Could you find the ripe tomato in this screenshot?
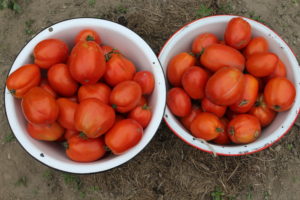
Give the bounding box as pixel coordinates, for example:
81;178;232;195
128;104;152;128
265;59;287;80
249;94;276;127
190;112;224;141
137;96;147;107
22;87;59;124
40;78;57;98
75;29;101;44
230;74;259;113
66;134;106;162
167;52;196;86
228;114;261;144
69;41;106;84
34;39;69;69
264;77;296;112
110;81;142;113
101;45;120;61
57;98;78;131
224;17;251;50
180;106;202;130
64;130;79;140
133;71;155;95
78;83;111;104
105;119;143;155
246;52;278;77
244;37;268;58
27;122;65;141
47;63;78;97
167;87;191;117
181;66;209;99
6;64;41;98
201;97;227;118
213;118;231;145
75;98;115;138
192;33;219;54
205;67;245;106
200;44;245;72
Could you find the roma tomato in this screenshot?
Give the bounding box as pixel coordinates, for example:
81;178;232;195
246;52;278;77
213;118;231;145
128;104;152;128
101;45;120;61
34;39;69;69
78;83;111;104
137;96;147;107
201;97;227;118
40;78;57;98
244;37;269;58
105;119;143;155
265;59;287;80
66;134;106;162
190;112;224;141
167;87;191;117
224;17;251;49
192;33;219;54
200;44;245;72
75;98;115;138
264;77;296;112
69;41;106;84
64;130;79;140
228;114;261;144
205;67;245;106
133;71;155;95
230;74;259;113
180;106;202;130
57;98;78;131
6;64;41;98
75;29;101;44
27;122;64;141
167;52;196;86
22;87;59;124
181;66;209;99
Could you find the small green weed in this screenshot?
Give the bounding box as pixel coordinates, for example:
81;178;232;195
15;176;27;187
211;187;224;200
42;170;53;180
195;4;213;18
0;0;21;13
88;0;95;7
3;133;15;143
114;5;127;14
25;19;35;35
63;173;82;190
287;144;293;151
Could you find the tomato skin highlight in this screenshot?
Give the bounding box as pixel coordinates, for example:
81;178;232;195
192;33;219;54
27;122;65;141
167;87;192;117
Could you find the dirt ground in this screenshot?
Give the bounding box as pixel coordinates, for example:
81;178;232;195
0;0;300;199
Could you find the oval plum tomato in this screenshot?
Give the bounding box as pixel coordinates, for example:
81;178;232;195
75;98;115;138
34;39;69;69
133;71;155;95
192;33;219;55
205;67;245;106
101;45;120;61
224;17;251;50
181;66;209;99
40;78;57;98
167;87;192;117
105;119;143;155
200;44;245;72
69;41;106;84
75;29;101;44
64;130;79;140
249;94;276;127
265;59;287;81
246;52;278;77
213;118;231;145
57;98;78;131
264;77;296;112
47;63;78;97
110;81;142;113
190;112;224;141
6;64;41;98
78;83;111;104
230;74;259;113
128;104;152;128
27;122;64;141
167;52;196;86
244;37;269;58
201;97;227;118
21;87;59;124
228;114;261;144
137;96;147;107
66;134;106;162
180;106;202;130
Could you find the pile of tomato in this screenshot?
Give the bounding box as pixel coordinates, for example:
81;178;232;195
6;29;155;162
167;17;296;145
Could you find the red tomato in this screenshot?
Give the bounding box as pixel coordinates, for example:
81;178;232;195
205;67;245;106
133;71;155;95
200;44;245;72
180;106;202;130
181;66;209;99
6;64;41;98
228;114;261;144
69;41;106;84
244;37;269;58
40;78;57;98
21;87;59;124
137;96;147;107
78;83;111;104
57;98;78;131
75;98;115;138
66;134;106;162
190;112;224;141
230;74;259;113
64;130;79;140
27;122;64;141
192;33;219;54
75;29;101;44
213;118;231;145
128;104;152;128
167;87;192;117
224;17;251;50
34;39;69;69
167;52;196;86
246;52;278;77
264;77;296;112
265;59;287;80
105;119;143;155
201;97;227;118
101;45;120;61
